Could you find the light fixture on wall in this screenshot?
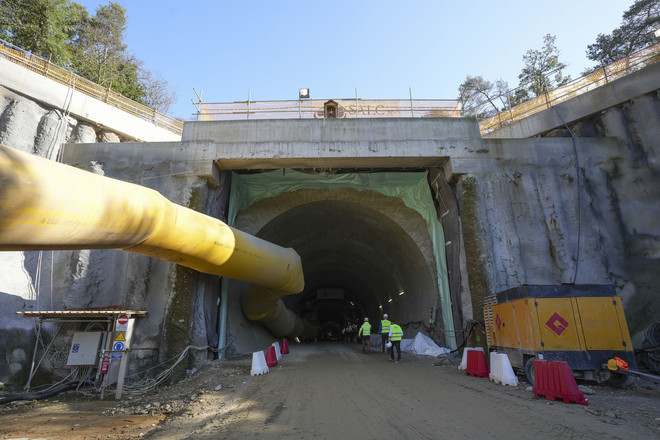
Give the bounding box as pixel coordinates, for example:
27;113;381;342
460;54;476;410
399;291;405;296
388;298;393;303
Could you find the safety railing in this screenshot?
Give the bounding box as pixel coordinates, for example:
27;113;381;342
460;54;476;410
479;42;660;135
197;98;462;120
0;39;183;136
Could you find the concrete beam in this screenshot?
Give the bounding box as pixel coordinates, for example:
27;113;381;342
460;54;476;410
62;141;215;179
63;120;619;176
181;117;482;143
178;118;481;170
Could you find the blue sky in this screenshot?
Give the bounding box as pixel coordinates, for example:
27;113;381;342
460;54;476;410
76;1;630;120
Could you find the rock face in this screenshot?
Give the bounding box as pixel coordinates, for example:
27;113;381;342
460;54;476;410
567;96;660;342
0;85;154;386
460;87;659;346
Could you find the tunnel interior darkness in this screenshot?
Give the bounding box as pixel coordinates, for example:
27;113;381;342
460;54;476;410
252;198;439;339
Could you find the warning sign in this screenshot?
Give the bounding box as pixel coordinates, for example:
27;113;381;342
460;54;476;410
115;314;129;332
114;331;126;342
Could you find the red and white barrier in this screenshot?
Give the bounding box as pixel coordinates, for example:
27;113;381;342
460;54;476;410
533;360;588;405
466;349;490;378
250;351;269;376
489;352;518;386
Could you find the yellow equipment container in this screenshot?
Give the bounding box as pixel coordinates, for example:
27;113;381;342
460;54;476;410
483;284;636;386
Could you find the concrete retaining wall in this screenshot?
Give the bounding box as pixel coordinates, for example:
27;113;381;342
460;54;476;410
0;58;181;142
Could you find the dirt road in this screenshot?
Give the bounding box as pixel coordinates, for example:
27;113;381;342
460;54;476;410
1;342;659;439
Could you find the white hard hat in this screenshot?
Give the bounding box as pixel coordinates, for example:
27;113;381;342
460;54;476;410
364;317;369;322
383;314;388;318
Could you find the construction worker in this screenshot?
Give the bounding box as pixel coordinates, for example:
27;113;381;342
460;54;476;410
388;318;403;363
379;313;391;354
358;317;371;354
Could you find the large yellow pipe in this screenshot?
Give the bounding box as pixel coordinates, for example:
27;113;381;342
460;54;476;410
0;144;304;294
242;288;317;338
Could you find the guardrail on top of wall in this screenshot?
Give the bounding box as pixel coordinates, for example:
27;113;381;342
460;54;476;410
0;39;183;136
478;42;660;135
196;98;462;120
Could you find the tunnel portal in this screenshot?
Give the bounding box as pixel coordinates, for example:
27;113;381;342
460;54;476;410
231;179;445;347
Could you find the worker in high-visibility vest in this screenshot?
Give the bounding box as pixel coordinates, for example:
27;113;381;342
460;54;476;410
358;317;372;354
388;318;403;363
379;314;391;354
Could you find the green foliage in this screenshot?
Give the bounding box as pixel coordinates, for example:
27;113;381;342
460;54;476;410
70;2;146;101
458;34;569;117
0;0;177;113
0;0;84;65
456;1;658;119
518;34;571;98
586;0;660;66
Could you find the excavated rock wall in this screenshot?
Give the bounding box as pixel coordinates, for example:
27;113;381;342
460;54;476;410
457;88;660;346
0;85;212;386
561;92;660;342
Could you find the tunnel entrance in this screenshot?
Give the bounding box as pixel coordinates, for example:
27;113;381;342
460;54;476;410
255;199;438;338
227;170;456;350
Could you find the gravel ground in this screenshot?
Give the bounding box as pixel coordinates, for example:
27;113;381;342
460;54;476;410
1;342;659;439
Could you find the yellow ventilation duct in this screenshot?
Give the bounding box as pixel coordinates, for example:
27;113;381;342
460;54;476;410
0;144;309;335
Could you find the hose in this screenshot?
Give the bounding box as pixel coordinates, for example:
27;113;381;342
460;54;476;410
551;107;582;284
450;321;484;354
0;381;78;405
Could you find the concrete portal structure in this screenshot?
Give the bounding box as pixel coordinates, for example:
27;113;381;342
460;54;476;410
1;60;659;387
63;118;474;354
61;104;659;363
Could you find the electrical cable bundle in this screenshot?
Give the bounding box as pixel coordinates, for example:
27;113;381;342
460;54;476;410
0;381;79;404
640;320;660;374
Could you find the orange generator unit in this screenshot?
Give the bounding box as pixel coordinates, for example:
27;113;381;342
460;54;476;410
483;284;636;387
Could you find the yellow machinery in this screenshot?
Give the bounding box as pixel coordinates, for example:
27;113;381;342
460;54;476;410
0;144;313;337
483;284;636;387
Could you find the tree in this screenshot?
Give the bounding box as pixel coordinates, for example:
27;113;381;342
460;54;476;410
140;70;177;114
518;34;571;98
0;0;85;65
1;1;177;113
69;2;146;101
586;0;660;66
69;2;181;110
458;76;511;118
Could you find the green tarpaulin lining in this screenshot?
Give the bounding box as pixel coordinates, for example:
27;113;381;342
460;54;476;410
228;169;456;350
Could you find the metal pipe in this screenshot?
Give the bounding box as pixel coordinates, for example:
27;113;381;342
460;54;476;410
0;144;304;294
218;279;229;359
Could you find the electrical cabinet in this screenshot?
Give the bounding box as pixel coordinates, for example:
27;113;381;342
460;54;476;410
66;331;103;366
